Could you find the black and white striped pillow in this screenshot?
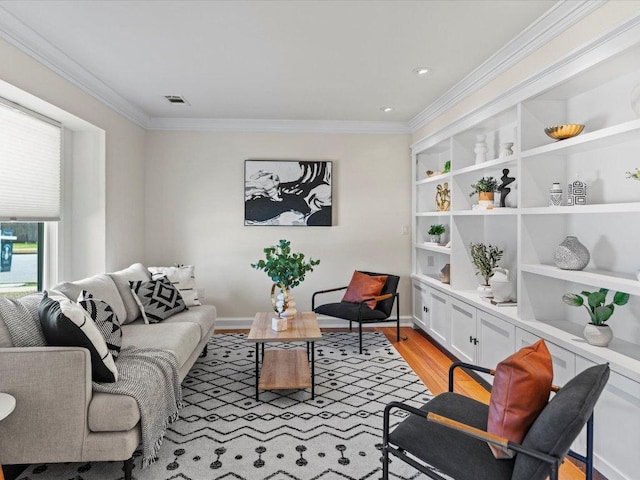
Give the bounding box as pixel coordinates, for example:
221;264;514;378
129;276;187;324
78;290;122;358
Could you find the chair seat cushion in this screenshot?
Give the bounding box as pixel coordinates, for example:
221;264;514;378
389;392;513;480
314;302;389;322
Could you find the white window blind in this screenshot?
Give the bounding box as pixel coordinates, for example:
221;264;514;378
0;99;61;221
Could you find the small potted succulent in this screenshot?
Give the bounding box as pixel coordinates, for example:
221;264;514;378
469;242;503;297
562;288;629;347
427;224;446;244
469;176;498;204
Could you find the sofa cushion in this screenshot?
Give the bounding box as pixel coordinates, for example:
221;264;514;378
107;263;151;325
54;274;127;326
129;276;187;324
0;316;11;347
88;392;140;432
78;290;123;358
120;323;200;368
160;304;217;340
39;290;118;383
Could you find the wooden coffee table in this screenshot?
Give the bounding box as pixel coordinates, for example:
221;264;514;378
248;311;322;400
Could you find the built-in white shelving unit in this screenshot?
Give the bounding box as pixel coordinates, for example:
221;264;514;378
410;21;640;480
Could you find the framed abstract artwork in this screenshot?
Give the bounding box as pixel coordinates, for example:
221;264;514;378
244;160;332;226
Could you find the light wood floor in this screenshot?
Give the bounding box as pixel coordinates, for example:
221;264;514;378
376;326;591;480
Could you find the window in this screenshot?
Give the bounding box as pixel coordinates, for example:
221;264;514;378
0;222;43;298
0;98;61;297
0;98;61;221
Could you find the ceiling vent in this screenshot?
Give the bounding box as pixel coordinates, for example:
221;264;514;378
164;95;190;105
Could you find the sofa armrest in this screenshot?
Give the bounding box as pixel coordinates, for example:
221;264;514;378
0;347;93;464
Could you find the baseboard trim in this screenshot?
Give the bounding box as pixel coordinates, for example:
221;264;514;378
215;315;413;330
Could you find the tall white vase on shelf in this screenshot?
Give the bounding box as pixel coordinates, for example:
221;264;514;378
474;134;488;164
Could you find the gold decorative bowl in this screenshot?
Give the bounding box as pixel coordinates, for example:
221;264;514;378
544;124;585;140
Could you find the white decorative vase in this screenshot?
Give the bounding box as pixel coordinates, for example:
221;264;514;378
474;134;488;164
499;142;514;158
429;234;442;244
554;236;590;270
477;284;492;298
583;323;613;347
489;268;511;302
549;182;563;206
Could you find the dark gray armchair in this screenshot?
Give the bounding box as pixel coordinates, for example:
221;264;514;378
312;271;400;354
382;361;609;480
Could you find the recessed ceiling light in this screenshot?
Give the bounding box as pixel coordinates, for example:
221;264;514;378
413;67;431;76
380;107;393;113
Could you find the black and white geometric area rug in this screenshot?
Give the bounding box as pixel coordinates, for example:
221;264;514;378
18;332;436;480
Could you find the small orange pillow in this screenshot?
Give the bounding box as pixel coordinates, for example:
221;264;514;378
487;339;553;459
342;271;387;309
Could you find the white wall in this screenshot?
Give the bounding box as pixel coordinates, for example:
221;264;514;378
0;37;146;276
144;131;411;321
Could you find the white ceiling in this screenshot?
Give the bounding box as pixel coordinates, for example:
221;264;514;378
0;0;576;127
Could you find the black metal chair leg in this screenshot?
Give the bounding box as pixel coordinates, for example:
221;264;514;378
349;320;352;332
359;322;363;354
200;344;208;357
123;457;133;480
396;292;400;342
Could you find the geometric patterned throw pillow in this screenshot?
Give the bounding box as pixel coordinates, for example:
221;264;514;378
129;276;187;324
78;290;122;358
148;265;202;307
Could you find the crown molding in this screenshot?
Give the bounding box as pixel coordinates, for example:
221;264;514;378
408;0;606;133
410;12;640;153
0;1;606;136
147;117;411;134
0;5;150;128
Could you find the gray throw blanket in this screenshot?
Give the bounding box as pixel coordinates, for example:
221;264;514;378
0;293;46;346
93;347;183;467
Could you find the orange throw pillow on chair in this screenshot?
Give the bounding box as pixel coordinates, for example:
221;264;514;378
487;339;553;459
342;271;387;309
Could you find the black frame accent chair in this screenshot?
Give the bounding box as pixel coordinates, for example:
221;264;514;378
312;271;400;354
382;361;610;480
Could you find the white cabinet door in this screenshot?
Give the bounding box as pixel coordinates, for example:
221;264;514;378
477;310;515;383
428;288;450;348
449;298;476;364
577;356;640;480
411;281;431;331
515;328;584;454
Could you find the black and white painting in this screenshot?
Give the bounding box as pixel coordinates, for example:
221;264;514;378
244;160;332;226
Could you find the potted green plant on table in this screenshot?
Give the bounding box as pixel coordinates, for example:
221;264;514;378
562;288;629;347
469;176;498;205
251;239;320;318
469;242;503;297
427;224;445;244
